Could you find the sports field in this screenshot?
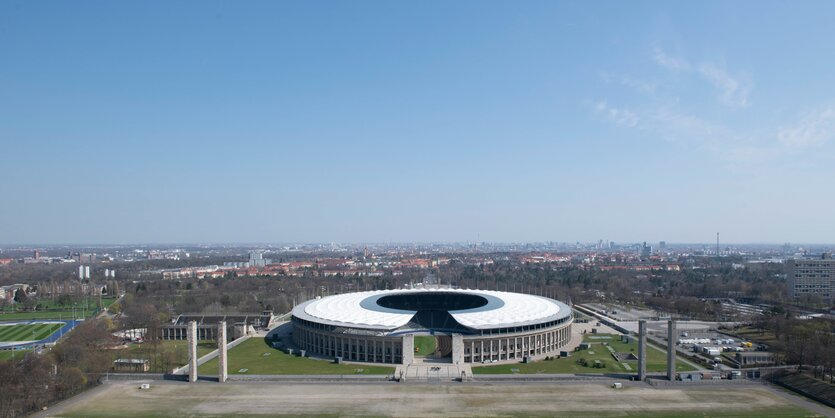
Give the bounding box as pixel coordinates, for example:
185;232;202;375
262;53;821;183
197;338;395;375
474;333;695;374
0;322;63;342
51;381;827;417
0;297;118;321
414;335;437;356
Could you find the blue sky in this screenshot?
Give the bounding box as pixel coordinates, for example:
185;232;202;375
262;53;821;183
1;1;834;244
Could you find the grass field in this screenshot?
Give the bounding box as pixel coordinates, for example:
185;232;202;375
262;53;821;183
0;310;94;321
473;333;696;374
0;297;117;321
0;322;63;342
54;381;825;417
114;340;217;373
197;338;395;375
0;349;31;361
121;339;217;357
726;326;779;346
414;335;437;356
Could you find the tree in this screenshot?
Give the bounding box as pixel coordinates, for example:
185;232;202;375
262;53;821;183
56;294;75;307
108;301;122;315
13;288;28;305
56;367;87;397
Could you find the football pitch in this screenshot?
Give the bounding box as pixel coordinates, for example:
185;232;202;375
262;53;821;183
0;322;63;342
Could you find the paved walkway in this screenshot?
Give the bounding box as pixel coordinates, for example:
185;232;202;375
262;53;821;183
395;361;472;381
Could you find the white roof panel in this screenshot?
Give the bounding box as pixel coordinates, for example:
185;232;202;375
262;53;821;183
295;288;569;331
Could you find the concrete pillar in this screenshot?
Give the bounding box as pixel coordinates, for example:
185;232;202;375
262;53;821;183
452;334;464;364
667;320;677;381
637;320;647;381
401;334;414;365
218;321;227;383
187;321;198;383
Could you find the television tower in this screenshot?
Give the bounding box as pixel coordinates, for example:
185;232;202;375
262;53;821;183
716;232;720;256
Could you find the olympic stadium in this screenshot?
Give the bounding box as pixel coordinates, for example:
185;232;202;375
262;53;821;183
291;288;573;365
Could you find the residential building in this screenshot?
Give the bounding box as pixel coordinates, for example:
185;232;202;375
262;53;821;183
786;253;835;303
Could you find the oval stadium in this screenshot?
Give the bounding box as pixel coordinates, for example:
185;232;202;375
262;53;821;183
291;288;573;365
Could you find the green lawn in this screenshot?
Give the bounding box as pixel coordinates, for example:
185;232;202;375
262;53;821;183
473;333;696;374
0;322;63;342
115;340;217;373
0;296;117;311
0;349;31;362
198;338;395;375
414;335;437;356
122;340;216;358
0;310;94;321
725;326;779;346
0;296;117;321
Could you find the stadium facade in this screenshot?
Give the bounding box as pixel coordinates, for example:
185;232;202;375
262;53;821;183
291;288;573;365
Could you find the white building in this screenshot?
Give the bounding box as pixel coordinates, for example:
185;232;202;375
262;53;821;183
786;253;835;303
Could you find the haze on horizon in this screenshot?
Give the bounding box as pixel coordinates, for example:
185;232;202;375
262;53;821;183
1;1;834;245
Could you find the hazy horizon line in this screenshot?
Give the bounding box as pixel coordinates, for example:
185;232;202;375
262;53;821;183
1;241;832;248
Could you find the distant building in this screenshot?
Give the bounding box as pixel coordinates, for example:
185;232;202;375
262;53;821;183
786;253;835;303
640;242;653;258
735;351;775;367
0;284;30;304
159;311;273;340
76;253;96;263
113;358;150;372
248;251;270;267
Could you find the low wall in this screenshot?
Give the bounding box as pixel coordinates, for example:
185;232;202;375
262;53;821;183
228;374;395;382
647;378;761;387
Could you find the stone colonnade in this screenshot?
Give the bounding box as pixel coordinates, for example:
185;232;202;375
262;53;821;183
461;324;572;363
292;320;573;365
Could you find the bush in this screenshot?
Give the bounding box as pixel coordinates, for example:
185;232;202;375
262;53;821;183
577;357;588;367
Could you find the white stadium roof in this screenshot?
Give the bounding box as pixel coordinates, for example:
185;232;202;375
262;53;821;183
292;288;571;331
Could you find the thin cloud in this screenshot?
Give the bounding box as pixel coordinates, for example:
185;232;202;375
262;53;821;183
599;71;657;95
698;63;750;108
652;47;750;109
777;107;835;149
594;47;832;167
594;100;639;127
652;47;690;71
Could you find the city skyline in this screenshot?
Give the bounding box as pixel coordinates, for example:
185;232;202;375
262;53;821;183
2;1;835;244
